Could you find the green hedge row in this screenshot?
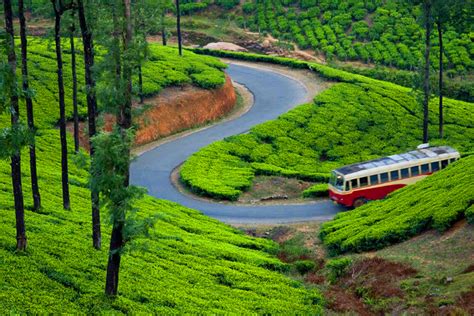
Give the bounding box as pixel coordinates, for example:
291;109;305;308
320;155;474;255
181;52;474;200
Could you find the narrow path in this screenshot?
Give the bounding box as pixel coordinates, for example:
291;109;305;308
130;63;344;224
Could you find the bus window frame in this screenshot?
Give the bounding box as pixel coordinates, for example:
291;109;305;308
411;165;420;177
390;170;400;181
370;174;379;186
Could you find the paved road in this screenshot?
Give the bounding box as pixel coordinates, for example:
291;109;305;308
130;63;344;224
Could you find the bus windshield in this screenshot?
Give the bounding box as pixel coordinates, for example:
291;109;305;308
330;172;345;191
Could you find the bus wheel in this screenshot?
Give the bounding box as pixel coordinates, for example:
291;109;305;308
353;198;368;208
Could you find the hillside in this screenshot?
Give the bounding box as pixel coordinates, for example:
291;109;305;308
180;52;474;201
320;154;474;255
179;0;473;75
0;42;323;313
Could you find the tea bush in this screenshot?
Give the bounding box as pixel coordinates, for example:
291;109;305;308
181;52;474;200
320;155;474;255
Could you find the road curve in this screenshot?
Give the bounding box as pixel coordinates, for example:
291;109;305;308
130;63;344;224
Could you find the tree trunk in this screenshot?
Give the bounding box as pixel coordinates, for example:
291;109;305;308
105;221;124;296
4;0;27;251
422;0;432;144
176;0;182;56
437;21;444;139
161;9;167;46
19;0;41;211
70;11;80;153
105;0;133;297
138;65;144;104
77;0;101;250
52;2;71;210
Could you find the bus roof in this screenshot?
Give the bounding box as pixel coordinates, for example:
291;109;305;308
335;146;460;177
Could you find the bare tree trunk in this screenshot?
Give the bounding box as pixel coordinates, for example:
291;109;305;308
4;0;27;251
77;0;101;249
105;0;133;297
138;65;144;104
176;0;182;56
52;1;71;210
437;21;444;139
19;0;41;211
70;11;80;153
422;0;432;144
161;9;167;46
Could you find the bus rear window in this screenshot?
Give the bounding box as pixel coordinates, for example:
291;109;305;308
411;166;420;176
401;168;409;178
431;161;440;172
390;170;399;181
380;172;389;183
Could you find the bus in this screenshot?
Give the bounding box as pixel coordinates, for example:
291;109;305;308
328;145;460;208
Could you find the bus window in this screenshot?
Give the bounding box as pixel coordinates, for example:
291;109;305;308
345;182;350;191
401;168;409;178
450;158;457;163
370;174;379;185
411;166;420;176
380;172;389;183
441;160;449;169
360;177;368;187
351;179;358;189
421;164;429;174
431;161;440;172
390;170;399;181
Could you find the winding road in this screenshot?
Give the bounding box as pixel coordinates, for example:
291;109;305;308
130;63;344;224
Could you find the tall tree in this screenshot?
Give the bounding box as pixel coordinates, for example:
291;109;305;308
421;0;433;143
19;0;42;211
3;0;27;251
176;0;182;56
104;0;134;296
51;0;71;210
69;9;80;153
77;0;101;249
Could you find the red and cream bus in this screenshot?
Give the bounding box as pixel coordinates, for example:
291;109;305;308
329;145;460;208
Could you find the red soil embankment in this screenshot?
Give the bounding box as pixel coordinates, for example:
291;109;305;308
68;74;236;149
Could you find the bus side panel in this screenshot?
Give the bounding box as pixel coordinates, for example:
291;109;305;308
353;184;406;204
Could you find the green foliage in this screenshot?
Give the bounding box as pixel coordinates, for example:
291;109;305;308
320;156;474;255
294;260;316;275
182;50;474;201
326;258;352;283
0;123;33;159
302;183;328;198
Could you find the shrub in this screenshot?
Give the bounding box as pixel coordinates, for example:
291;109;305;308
303;183;329;198
294;260;316;275
326;258;352;283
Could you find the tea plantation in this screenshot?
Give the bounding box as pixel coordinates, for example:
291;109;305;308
319;155;474;255
0;38;226;129
180;52;474;201
0;40;323;313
